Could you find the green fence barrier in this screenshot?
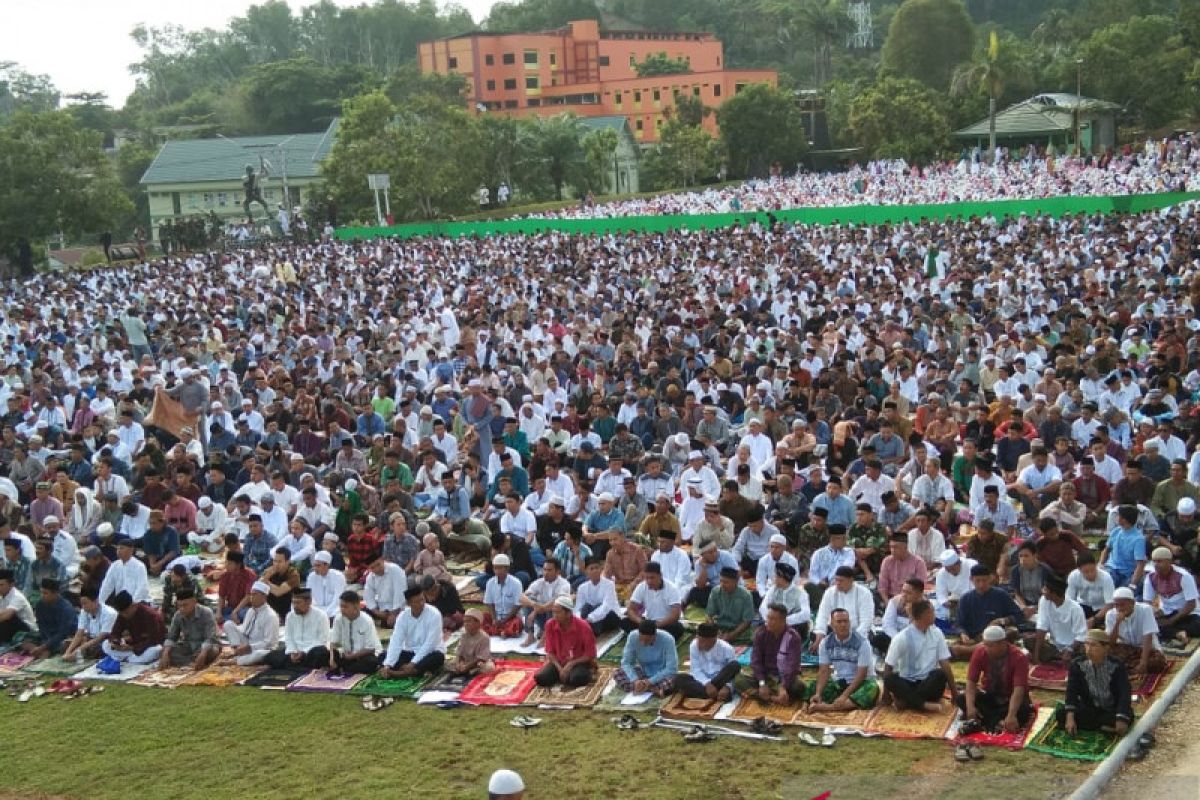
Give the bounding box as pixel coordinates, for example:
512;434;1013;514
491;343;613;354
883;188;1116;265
334;191;1200;241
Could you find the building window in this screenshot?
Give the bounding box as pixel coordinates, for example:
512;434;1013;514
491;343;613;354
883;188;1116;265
693;87;701;97
486;80;496;91
504;78;517;90
485;54;494;66
550;52;557;66
525;76;539;89
714;84;722;97
598;55;609;66
527;99;541;107
188;193;197;209
629;55;636;66
217;192;227;207
614;91;622;106
504;100;518;109
523;50;538;65
633;90;641;103
448;57;458;69
652;89;661;102
635;119;643;131
502;53;515;65
735;83;746;94
203;193;214;207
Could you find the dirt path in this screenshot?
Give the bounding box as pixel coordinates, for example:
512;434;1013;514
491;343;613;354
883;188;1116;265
1106;680;1200;799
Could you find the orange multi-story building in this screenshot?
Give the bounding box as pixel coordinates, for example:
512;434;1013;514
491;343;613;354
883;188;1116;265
417;19;777;143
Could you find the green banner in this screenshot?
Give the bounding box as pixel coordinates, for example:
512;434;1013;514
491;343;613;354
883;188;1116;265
334;191;1200;241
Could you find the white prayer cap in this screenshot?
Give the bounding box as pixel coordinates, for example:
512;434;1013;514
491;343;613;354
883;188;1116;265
96;523;114;536
548;495;565;507
488;770;525;794
492;554;511;567
313;551;332;565
322;532;340;543
938;548;960;566
251;581;270;595
344;479;358;492
1113;587;1135;601
688;450;703;460
1179;498;1196;516
1034;394;1046;402
210;401;223;410
597;492;615;504
655;491;671;502
197;497;213;509
179;368;195;379
420;406;433;415
43;515;59;526
982;626;1006;643
468;378;482;387
769;533;787;546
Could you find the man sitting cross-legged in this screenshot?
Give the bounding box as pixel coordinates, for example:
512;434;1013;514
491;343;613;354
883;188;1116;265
616;619;678;698
675;622;739;702
534;596;597;689
222;581;280;666
380;586;445;678
264;589;330;670
734;603;805;704
328;590;383;675
957;625;1033;735
882;598;959;712
1057;629;1134;735
803;607;879;712
158;588;220;671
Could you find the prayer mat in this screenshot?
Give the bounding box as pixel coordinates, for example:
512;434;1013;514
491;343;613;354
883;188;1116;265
0;652;34;675
730;694;805;725
241;667;304;690
1163;637;1200;657
865;703;958;740
1028;662;1069;691
130;667;196;689
459;586;483;604
524;667;614;708
458;660;540;706
349;672;434;698
422;672;472;695
487;636;544;656
285;670;367;694
180;664;264;687
661;693;726;721
1132;658;1181;699
75;662;152;682
683;605;708;624
595;630;625;659
792;706;875;731
954;704;1042;750
594;685;665;714
22;657;93;677
1025;707;1120;762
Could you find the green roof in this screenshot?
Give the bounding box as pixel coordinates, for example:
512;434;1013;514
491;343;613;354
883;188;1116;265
954;94;1118;139
578;115;634;135
140;120;338;186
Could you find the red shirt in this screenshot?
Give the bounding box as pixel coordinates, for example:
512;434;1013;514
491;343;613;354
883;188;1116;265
218;565;257;609
967;643;1029;697
346;531;382;570
110;604;166;655
544;614;597;663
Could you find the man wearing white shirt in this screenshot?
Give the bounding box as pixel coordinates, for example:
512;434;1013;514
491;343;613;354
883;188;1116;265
305;551;347;619
190;497;230;553
675;622;739;701
1029;574;1087;664
882;599;958;712
1067;554;1116;626
258;494;290;541
119;502;151;541
381;586;445;677
909;459;955;510
1144;547;1200;643
933;549;976;620
542;463;576;509
756;534;800;590
679;454;721;500
267;474;302;516
264;589;330;670
98;538;150;605
575;559;620;634
222;582;281;666
811;567;874;650
622;562;685;639
115;411;145;456
63;589;118;660
364;557;408;627
499;495;539;554
1105;587;1167;675
650;531;693;593
328;590;384;674
271;520;314;568
294;489;335;540
738;419;774;466
45;518;79;578
519;558;571;647
593;459;632;499
850;460;895;514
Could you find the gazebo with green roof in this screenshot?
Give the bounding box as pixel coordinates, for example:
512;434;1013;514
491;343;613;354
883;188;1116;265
954;94;1119;155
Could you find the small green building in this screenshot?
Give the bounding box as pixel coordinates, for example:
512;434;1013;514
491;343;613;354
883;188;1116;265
954;94;1119;155
139;121;338;242
579;115;641;195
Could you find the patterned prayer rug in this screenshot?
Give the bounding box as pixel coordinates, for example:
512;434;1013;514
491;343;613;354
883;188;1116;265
1163;637;1200;657
130;667;196;689
74;662;152;682
241;667;305;689
458;660;540;706
792;706;875;731
660;693;726;721
954;704;1043;749
0;652;34;675
350;673;435;698
864;703;958;740
524;667;614;708
22;656;93;676
1132;658;1181;698
1025;706;1120;762
1027;662;1069;691
594;685;666;714
285;670;367;693
730;694;806;725
180;664;265;687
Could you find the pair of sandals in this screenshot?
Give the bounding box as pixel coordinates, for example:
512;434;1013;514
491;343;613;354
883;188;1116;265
614;713;642;730
1129;732;1156;761
360;695;396;712
13;684;46;703
63;685;103;701
748;716;783;736
510;715;542;729
798;731;837;747
954;743;985;762
682;725;716;743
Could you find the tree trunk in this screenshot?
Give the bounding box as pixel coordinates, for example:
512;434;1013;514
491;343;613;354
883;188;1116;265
988;94;997;163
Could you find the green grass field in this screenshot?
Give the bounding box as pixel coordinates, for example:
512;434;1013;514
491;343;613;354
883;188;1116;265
0;683;1091;800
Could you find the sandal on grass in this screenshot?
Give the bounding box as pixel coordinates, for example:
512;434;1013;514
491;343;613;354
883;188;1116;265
954;744;972;762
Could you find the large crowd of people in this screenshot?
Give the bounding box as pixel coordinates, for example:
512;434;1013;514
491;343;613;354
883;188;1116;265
526;139;1200;219
2;174;1200;757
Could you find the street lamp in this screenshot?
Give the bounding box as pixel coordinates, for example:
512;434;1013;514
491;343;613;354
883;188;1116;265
1074;58;1084;157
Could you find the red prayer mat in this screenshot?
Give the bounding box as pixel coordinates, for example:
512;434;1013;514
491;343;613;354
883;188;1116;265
1133;658;1181;699
954;704;1042;749
458;659;540;706
1027;663;1068;691
0;652;35;675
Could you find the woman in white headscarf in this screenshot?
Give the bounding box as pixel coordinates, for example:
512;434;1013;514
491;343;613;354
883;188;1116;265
68;487;104;542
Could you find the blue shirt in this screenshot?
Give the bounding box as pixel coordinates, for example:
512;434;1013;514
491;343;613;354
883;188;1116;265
584;508;627;534
1104;525;1146;577
956;587;1022;638
694;550;739;586
812;493;855;528
141;525;180;560
34;596;77;651
621;629;678;684
243;531;277;574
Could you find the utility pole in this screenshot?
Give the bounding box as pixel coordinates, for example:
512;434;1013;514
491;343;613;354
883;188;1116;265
1075;59;1083;157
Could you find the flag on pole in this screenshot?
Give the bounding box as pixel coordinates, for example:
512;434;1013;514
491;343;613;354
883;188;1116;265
925;246;939;279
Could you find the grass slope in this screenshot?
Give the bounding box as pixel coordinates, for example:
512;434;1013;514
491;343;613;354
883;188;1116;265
0;684;1090;800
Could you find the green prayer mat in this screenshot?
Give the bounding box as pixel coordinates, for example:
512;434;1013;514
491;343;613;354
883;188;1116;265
683;606;708;624
594;684;665;714
349;673;433;699
1025;705;1121;762
23;657;95;676
600;630;694;666
799;677;880;709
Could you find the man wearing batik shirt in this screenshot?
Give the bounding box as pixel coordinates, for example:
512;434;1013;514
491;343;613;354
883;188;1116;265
734;604;805;702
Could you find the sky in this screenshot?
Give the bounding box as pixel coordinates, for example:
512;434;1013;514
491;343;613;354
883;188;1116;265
2;0;499;107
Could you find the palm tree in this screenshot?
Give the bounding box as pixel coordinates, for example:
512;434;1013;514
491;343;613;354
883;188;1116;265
795;0;853;87
951;30;1008;160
